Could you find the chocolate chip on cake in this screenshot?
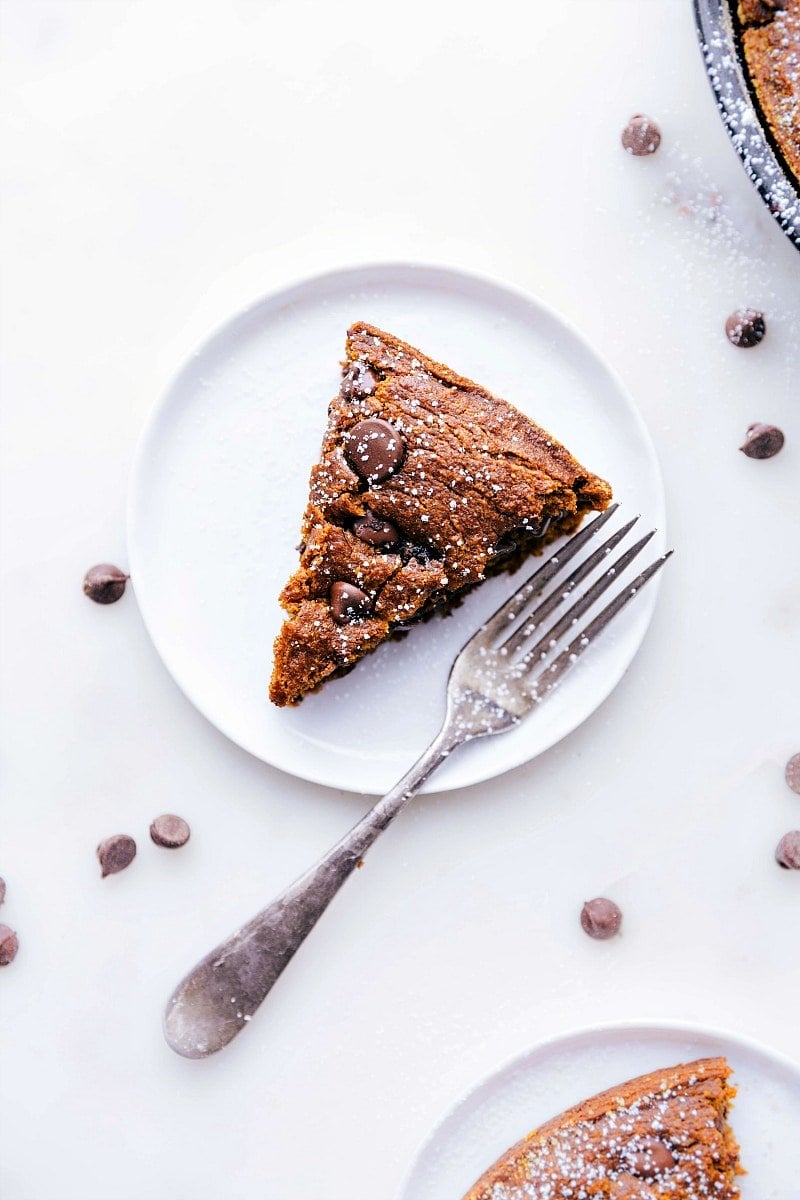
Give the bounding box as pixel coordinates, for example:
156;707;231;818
97;834;137;878
150;814;191;849
340;359;378;401
621;114;661;155
625;1137;676;1176
580;897;623;939
83;564;129;604
352;510;400;549
785;753;800;795
330;581;372;624
0;925;18;966
399;542;435;566
269;322;613;708
725;307;766;347
343;418;405;483
740;423;784;459
740;0;787;24
775;831;800;869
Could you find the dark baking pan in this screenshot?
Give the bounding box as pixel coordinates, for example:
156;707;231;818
694;0;800;250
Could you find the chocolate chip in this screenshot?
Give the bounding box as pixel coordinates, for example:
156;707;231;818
741;0;787;23
497;517;555;554
352;510;400;549
725;307;766;347
626;1138;676;1176
343;418;405;483
580;897;622;939
330;581;372;624
495;531;525;557
532;516;554;538
785;753;800;795
83;563;129;604
340;360;378;402
399;543;435;566
150;814;191;848
0;878;5;907
97;834;137;878
621;114;661;156
775;831;800;869
493;536;517;558
0;925;18;966
740;423;784;459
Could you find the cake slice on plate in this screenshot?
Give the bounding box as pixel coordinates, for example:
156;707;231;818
269;322;612;707
462;1057;742;1200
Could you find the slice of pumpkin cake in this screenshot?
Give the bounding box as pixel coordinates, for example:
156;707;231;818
463;1057;742;1200
270;322;612;707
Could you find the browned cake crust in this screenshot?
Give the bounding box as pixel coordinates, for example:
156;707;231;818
739;0;800;182
270;323;612;707
463;1057;742;1200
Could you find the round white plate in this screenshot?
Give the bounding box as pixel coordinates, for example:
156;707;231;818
397;1020;800;1200
128;262;665;794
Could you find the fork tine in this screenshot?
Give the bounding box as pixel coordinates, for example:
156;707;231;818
498;515;640;657
475;503;620;643
523;551;673;703
512;529;657;671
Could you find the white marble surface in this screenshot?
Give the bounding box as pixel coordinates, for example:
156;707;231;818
1;2;798;1198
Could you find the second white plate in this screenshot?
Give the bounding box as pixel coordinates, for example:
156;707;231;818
397;1020;800;1200
128;262;665;793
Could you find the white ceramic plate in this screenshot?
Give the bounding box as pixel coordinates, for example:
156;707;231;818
128;263;665;794
397;1020;800;1200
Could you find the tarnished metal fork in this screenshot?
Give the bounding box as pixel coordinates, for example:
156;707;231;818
164;504;671;1058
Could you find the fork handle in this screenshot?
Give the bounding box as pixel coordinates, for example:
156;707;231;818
163;724;462;1058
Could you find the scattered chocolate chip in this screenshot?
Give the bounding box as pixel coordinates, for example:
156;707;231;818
621;114;661;156
775;831;800;869
580;897;622;939
150;814;191;849
0;878;5;907
740;423;784;459
343;418;405;483
352;510;400;549
340;360;378;402
83;564;129;604
0;924;18;966
725;307;766;347
785;753;800;795
626;1137;676;1176
330;581;372;624
97;834;137;878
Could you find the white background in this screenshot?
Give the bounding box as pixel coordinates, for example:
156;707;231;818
1;2;799;1198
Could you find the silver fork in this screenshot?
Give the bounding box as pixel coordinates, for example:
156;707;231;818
164;505;671;1058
